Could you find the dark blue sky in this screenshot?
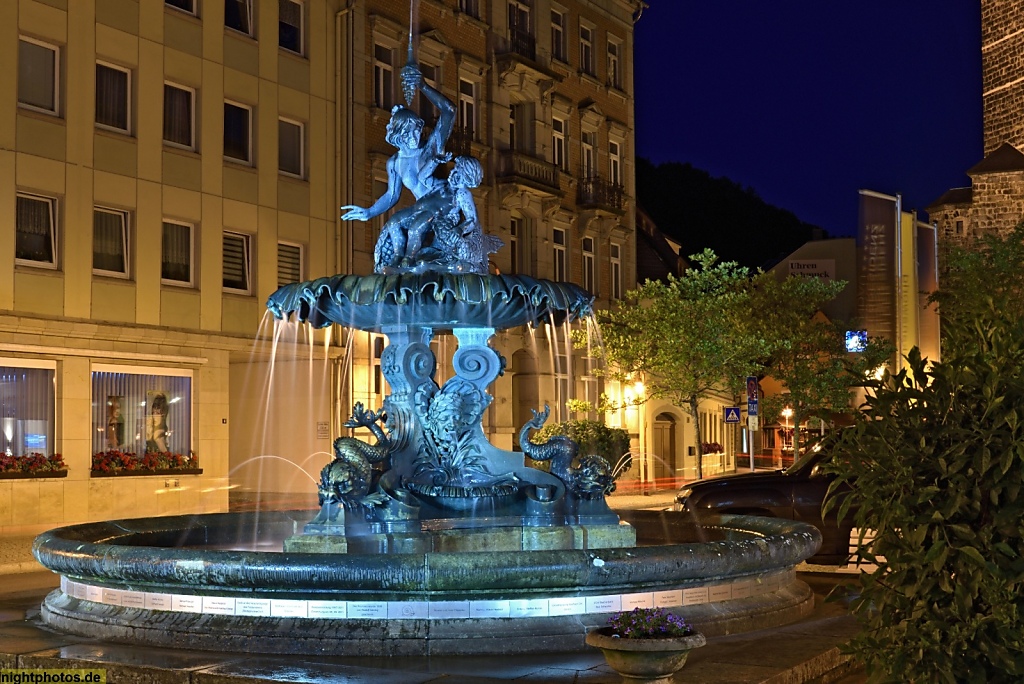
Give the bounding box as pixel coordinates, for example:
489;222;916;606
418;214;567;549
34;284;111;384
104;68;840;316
633;3;983;237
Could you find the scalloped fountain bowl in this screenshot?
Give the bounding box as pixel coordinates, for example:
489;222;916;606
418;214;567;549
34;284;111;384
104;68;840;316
265;272;594;332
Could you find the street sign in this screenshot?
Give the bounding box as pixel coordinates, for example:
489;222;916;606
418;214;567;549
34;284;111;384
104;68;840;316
748;415;759;431
746;376;758;402
724;407;741;424
747;400;758;417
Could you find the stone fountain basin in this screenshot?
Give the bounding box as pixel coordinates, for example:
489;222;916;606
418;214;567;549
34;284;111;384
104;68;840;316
265;272;594;331
34;511;821;656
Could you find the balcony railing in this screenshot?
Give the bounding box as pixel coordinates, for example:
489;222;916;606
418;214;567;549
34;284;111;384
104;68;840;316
577;176;624;212
497;151;560;192
507;27;536;62
448;126;475;158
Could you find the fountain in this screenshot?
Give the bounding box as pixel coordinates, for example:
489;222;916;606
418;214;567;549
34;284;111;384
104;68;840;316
31;13;822;656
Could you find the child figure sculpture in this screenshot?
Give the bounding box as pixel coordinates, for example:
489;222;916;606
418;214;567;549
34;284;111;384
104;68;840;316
340;62;454;272
342;62;500;275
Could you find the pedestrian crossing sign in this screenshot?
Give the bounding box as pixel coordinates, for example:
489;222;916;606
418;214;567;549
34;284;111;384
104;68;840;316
724;406;741;424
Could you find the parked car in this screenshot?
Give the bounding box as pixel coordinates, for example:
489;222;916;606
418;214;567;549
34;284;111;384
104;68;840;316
673;449;854;564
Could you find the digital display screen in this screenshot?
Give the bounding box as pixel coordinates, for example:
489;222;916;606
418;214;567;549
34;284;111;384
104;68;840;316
25;434;46;450
845;330;868;353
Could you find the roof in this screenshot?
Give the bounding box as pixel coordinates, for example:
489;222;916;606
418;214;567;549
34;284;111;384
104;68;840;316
967;142;1024;175
926;186;973;210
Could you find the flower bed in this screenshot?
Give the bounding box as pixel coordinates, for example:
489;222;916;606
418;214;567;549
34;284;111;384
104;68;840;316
0;453;68;479
91;450;201;476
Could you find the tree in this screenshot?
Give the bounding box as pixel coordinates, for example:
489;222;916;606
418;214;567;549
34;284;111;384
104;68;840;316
932;221;1024;357
753;276;892;459
824;334;1024;681
596;250;772;479
823;228;1024;680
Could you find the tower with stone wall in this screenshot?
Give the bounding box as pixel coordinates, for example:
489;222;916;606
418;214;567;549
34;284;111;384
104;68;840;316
928;1;1024;243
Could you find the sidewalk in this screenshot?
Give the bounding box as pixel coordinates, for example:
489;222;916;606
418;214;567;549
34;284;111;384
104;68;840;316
0;571;862;683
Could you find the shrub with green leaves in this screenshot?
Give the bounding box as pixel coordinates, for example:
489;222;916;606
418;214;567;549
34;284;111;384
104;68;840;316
824;313;1024;681
531;419;631;473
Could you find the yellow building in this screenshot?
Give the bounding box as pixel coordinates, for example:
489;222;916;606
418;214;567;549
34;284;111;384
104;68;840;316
0;0;641;532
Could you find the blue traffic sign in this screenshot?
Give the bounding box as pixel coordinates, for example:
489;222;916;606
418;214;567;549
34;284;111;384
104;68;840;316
747;400;758;417
724;407;741;424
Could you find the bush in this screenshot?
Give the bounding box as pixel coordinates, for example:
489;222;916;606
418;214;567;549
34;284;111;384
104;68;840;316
824;316;1024;681
531;419;630;469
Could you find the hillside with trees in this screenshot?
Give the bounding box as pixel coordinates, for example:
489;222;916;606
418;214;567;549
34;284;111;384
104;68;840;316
636;158;826;269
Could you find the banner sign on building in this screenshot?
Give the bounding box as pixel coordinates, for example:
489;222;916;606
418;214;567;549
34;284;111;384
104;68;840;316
788;259;835;282
857;190;898;367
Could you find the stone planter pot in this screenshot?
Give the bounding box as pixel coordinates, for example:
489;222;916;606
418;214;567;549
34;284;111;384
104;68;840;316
586;628;706;683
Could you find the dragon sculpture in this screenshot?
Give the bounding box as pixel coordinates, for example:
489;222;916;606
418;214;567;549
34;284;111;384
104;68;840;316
519;405;617;500
318;402;393;509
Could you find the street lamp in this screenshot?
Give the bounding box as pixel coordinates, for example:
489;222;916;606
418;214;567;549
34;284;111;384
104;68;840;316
781;407;794;461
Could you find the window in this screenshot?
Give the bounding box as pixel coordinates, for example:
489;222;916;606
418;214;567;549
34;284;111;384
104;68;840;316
508;0;530;34
91;366;192;456
552;117;566;171
0;362;56;458
551;9;567;62
93;208;130;278
374;44;394;110
163;83;194;148
225;0;253;35
580;25;594;75
224;101;251;163
510;104;527;151
582;236;595;294
278;118;303;177
373;336;385;396
18;37;59;114
279;0;302;54
609;141;621;186
555;352;570;421
277;241;303;285
15;193;57;268
418;63;440;127
95;62;130;133
161;221;193;286
165;0;195;14
955;219;964;236
223;231;252;293
581;130;596;177
458;79;477;138
610;243;621;300
607;38;622;89
458;0;480;18
509;215;521;275
553;228;566;281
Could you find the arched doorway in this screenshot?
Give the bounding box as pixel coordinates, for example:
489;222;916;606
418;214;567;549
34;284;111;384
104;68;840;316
652;412;678;486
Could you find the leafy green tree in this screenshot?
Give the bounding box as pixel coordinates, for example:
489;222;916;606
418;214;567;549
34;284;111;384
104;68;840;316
596;250;772;479
932;221;1024;357
824;317;1024;681
753;275;892;459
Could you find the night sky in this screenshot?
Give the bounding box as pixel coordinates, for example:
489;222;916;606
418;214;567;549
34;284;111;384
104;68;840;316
633;2;983;238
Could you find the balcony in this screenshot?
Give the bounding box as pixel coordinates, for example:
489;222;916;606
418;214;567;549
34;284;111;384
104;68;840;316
577;176;625;214
496;151;561;196
506;27;536;62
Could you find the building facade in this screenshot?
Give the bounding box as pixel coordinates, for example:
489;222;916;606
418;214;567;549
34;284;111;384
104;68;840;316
0;0;642;533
